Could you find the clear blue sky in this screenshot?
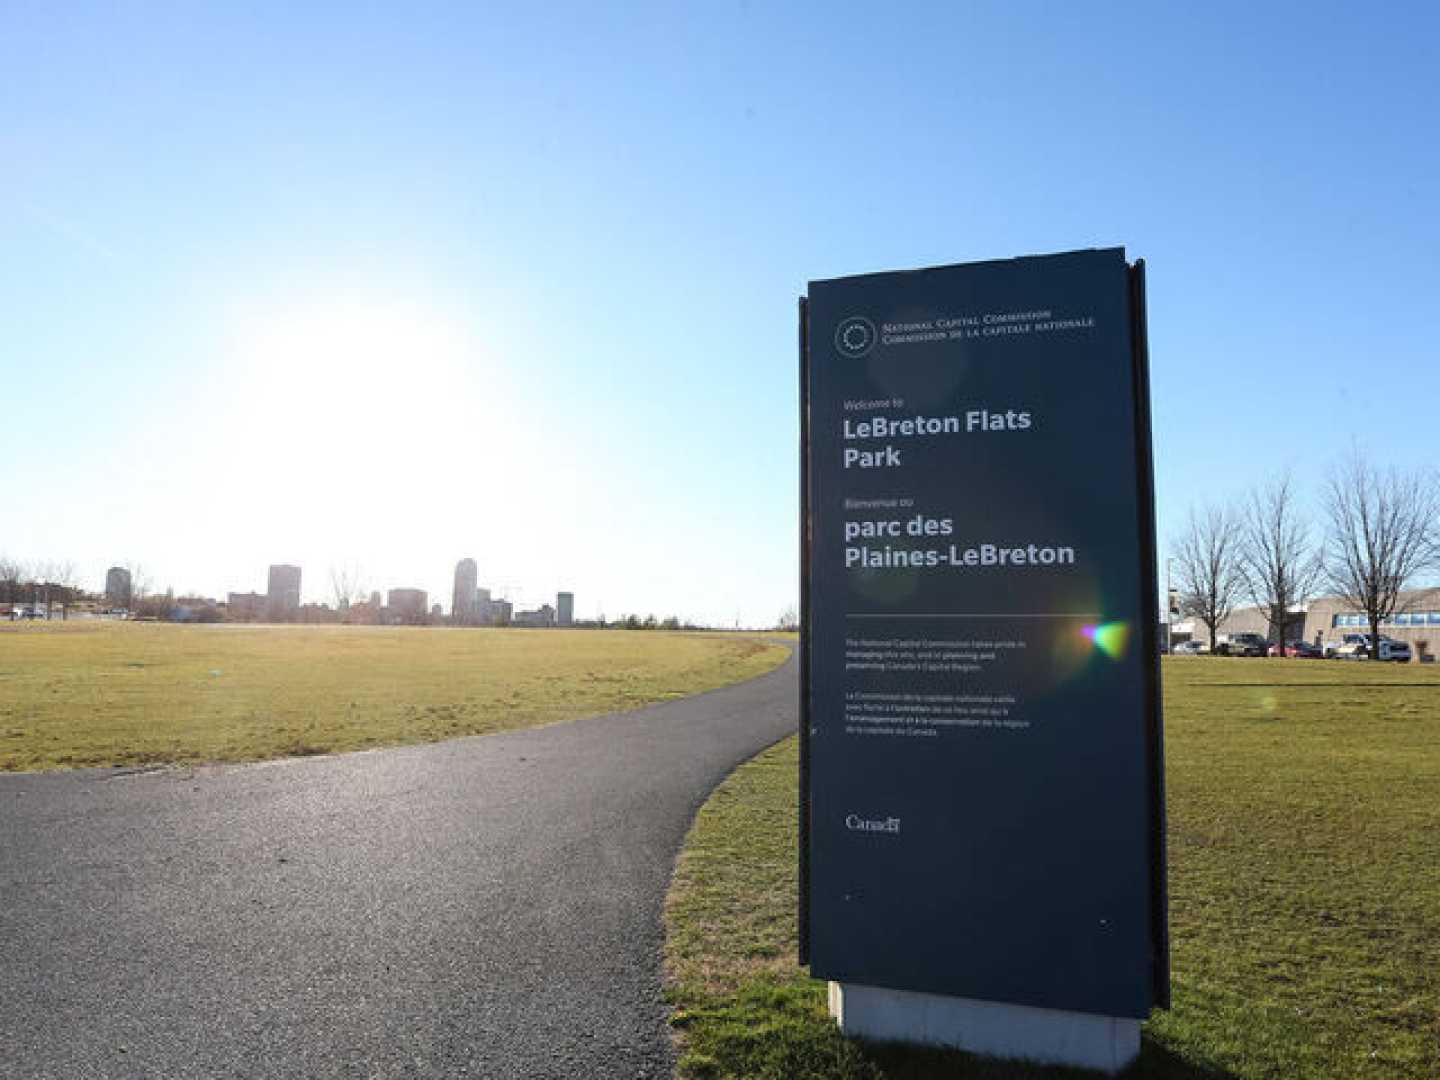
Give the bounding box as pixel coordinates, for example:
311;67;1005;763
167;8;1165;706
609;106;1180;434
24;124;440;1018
3;2;1436;625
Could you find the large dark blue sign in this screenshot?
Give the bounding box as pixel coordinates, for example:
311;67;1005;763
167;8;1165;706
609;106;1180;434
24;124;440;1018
800;249;1167;1019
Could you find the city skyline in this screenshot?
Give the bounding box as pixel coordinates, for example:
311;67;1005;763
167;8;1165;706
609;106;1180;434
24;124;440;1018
3;553;600;624
3;554;596;627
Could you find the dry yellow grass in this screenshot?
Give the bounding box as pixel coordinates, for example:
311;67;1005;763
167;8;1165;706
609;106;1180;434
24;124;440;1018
0;621;788;771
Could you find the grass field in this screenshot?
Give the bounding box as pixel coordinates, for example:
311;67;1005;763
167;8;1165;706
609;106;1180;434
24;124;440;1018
664;656;1440;1079
0;622;789;771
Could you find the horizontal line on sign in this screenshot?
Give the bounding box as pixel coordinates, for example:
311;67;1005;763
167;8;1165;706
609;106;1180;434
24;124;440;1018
846;613;1102;619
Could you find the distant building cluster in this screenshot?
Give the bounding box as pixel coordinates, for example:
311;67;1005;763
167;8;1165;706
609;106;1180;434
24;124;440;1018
227;563;307;623
9;560;578;627
227;568;445;627
451;560;573;628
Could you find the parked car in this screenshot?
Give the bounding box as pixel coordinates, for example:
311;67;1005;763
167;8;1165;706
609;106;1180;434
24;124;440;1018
1218;632;1268;657
1172;640;1208;655
1284;641;1323;659
1334;633;1412;662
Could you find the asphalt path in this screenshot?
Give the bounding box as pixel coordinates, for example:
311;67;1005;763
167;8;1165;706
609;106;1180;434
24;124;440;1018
1;652;797;1079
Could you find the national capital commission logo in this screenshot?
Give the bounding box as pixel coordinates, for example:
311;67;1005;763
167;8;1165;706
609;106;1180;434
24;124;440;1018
834;316;877;359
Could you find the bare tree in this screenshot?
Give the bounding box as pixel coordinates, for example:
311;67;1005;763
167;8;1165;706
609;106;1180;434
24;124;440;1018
118;561;153;602
1173;503;1246;652
776;605;799;632
329;563;366;611
30;559;77;587
25;560;80;618
1324;454;1440;660
0;557;24;604
1240;474;1323;655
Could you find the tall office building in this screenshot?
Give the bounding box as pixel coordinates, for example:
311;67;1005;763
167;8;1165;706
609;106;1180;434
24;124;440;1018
453;559;478;623
104;567;132;609
266;564;302;621
557;591;574;627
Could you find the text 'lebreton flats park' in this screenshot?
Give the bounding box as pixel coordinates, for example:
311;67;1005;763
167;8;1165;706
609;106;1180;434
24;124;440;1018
841;409;1033;469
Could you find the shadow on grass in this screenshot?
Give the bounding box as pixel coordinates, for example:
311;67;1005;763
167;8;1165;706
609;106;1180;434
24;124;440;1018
852;1031;1240;1079
673;979;1242;1080
1131;1037;1241;1080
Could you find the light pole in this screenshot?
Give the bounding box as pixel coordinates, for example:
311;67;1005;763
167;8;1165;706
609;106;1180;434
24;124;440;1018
1163;557;1176;653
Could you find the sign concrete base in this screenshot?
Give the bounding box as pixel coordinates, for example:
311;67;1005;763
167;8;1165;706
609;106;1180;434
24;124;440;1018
828;981;1141;1075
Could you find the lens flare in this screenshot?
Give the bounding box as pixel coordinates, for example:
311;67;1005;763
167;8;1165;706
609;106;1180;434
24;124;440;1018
1082;621;1131;660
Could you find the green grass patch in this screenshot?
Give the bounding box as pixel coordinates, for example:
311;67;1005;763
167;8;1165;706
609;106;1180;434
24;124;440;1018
0;623;787;771
664;657;1440;1078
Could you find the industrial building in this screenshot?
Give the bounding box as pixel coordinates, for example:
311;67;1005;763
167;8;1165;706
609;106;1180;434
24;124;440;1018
557;592;574;627
1305;589;1440;652
1172;587;1440;657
